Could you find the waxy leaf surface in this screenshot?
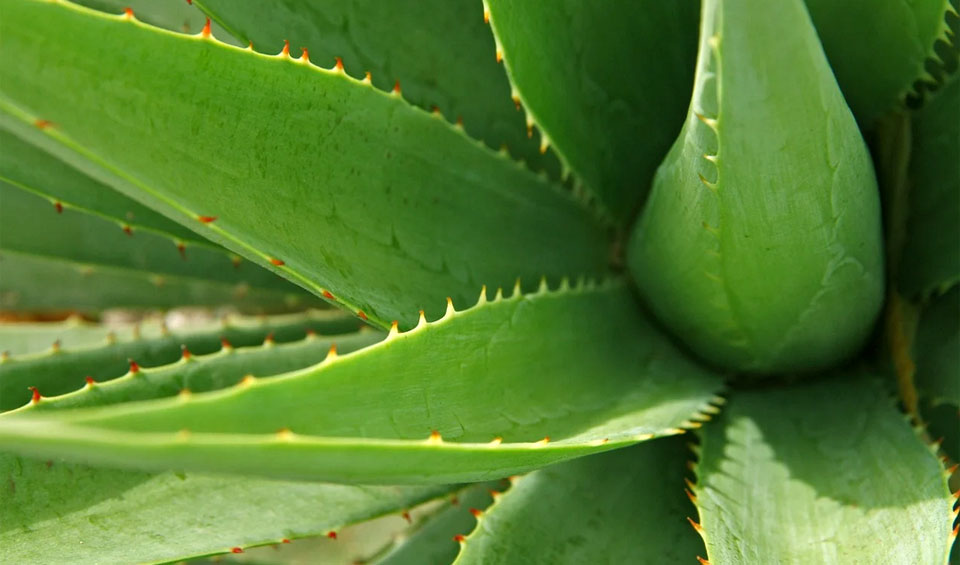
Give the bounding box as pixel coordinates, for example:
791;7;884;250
484;0;699;221
0;0;610;329
0;281;722;483
456;438;704;564
693;373;955;564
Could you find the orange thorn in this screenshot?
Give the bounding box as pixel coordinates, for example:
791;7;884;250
322;290;334;300
33;119;54;129
526;123;533;138
453;534;466;543
239;374;256;386
85;376;96;386
247;41;254;50
495;50;503;63
128;359;140;373
948;463;959;475
697;557;710;565
468;508;482;518
450;496;460;506
122;225;133;236
264;332;275;344
363;71;372;83
269;257;285;266
392;81;402;95
401;511;412;523
53;201;63;213
198;215;216;223
687;517;703;533
456;116;464;127
28;386;41;404
301;47;310;62
483;10;490;23
357;310;368;320
231;547;243;554
220;336;233;349
181;345;192;359
326;532;337;540
326;343;338;357
177;242;186;259
512;96;521;111
334;56;344;71
201;18;211;38
123;7;134;18
685;489;697;504
281;39;290;57
431;105;441;115
428;430;442;443
281;538;291;544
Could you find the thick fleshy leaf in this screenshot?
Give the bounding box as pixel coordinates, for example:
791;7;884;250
0;309;364;411
805;0;958;125
0;280;722;483
627;0;884;374
900;77;960;297
0;317;135;356
456;437;704;564
0;127;208;246
913;286;960;407
373;486;495;565
1;324;439;565
692;373;955;564
0;249;311;313
0;0;610;329
195;0;553;175
12;329;381;414
1;182;309;296
483;0;699;221
1;454;454;564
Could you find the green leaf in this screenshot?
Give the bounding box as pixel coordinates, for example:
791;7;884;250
194;0;554;176
0;316;130;356
455;437;704;564
19;330;381;414
0;128;214;247
483;0;699;222
0;309;364;411
692;372;955;564
0;280;722;483
0;181;310;296
0;249;312;313
1;453;454;564
627;0;885;374
899;77;960;297
913;286;960;407
804;0;958;125
0;0;611;329
0;324;420;565
371;485;495;565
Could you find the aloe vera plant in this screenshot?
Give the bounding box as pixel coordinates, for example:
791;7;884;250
0;0;957;563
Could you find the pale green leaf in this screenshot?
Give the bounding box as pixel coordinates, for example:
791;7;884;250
693;372;955;564
0;0;611;329
1;454;454;564
455;437;704;564
0;280;722;483
627;0;884;373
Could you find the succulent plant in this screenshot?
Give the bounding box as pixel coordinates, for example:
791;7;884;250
0;0;957;563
